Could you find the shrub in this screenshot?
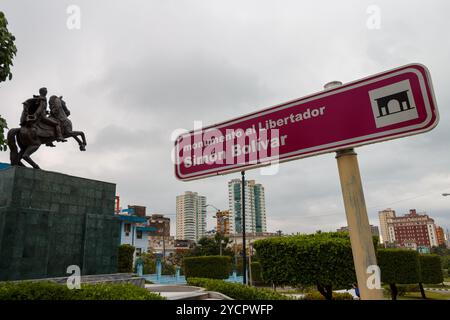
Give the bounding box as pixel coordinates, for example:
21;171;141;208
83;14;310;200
118;244;135;273
0;281;165;300
253;232;356;300
184;256;232;279
302;291;354;300
377;249;420;300
187;278;289;300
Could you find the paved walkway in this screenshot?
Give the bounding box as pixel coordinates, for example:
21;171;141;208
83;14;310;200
145;284;231;300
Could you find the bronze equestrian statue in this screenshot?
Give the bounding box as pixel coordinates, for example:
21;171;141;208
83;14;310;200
7;87;87;169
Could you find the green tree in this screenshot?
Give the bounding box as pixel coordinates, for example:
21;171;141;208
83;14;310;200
187;234;233;257
254;232;357;300
0;11;17;82
377;249;420;300
1;11;17;151
0;115;7;151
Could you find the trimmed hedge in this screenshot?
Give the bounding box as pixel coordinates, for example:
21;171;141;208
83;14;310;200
253;232;356;300
377;249;420;284
184;256;232;279
0;281;165;300
302;291;354;300
377;249;420;300
382;284;420;297
418;254;444;299
187;278;289;300
118;244;135;273
419;254;443;284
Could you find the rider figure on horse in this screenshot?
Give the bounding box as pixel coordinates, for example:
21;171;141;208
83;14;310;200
20;87;66;145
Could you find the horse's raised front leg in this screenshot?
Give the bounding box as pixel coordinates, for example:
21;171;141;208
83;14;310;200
67;132;86;151
74;131;87;146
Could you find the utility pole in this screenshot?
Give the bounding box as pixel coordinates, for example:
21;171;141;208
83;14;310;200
162;222;166;262
241;171;247;285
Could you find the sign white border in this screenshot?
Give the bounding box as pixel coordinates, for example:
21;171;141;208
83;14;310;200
175;63;439;181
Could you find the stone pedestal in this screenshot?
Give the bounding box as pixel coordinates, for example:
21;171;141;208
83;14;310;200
0;166;120;281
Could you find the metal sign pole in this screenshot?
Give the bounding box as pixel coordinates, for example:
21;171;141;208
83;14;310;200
335;148;384;300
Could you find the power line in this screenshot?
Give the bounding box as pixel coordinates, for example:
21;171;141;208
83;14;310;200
270;190;442;219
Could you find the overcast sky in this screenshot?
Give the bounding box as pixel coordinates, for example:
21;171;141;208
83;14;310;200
1;0;449;236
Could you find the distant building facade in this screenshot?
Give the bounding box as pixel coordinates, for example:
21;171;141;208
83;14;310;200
148;237;195;256
379;209;439;249
128;205;146;217
176;191;207;242
436;226;446;246
148;214;170;237
228;179;267;234
216;210;231;234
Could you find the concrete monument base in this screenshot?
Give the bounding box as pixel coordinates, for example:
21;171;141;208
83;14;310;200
0;166;120;281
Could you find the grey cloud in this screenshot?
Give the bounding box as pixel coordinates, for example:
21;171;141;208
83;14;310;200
83;53;272;123
1;0;450;235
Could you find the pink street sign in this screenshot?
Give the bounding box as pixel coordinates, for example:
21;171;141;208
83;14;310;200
174;63;439;181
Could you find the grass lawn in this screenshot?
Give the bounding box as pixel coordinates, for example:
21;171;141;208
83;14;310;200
423;283;449;289
399;291;450;300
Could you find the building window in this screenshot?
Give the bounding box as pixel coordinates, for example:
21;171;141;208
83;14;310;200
137;230;143;239
124;223;131;236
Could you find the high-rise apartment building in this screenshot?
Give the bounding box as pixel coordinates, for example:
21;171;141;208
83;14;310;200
228;179;267;234
176;191;206;242
378;208;396;244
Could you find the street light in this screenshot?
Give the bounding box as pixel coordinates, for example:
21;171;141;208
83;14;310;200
442;193;450;197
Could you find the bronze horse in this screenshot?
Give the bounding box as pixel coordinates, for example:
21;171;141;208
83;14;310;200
7;95;87;169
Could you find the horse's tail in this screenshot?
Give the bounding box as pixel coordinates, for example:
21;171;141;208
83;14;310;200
7;128;20;165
